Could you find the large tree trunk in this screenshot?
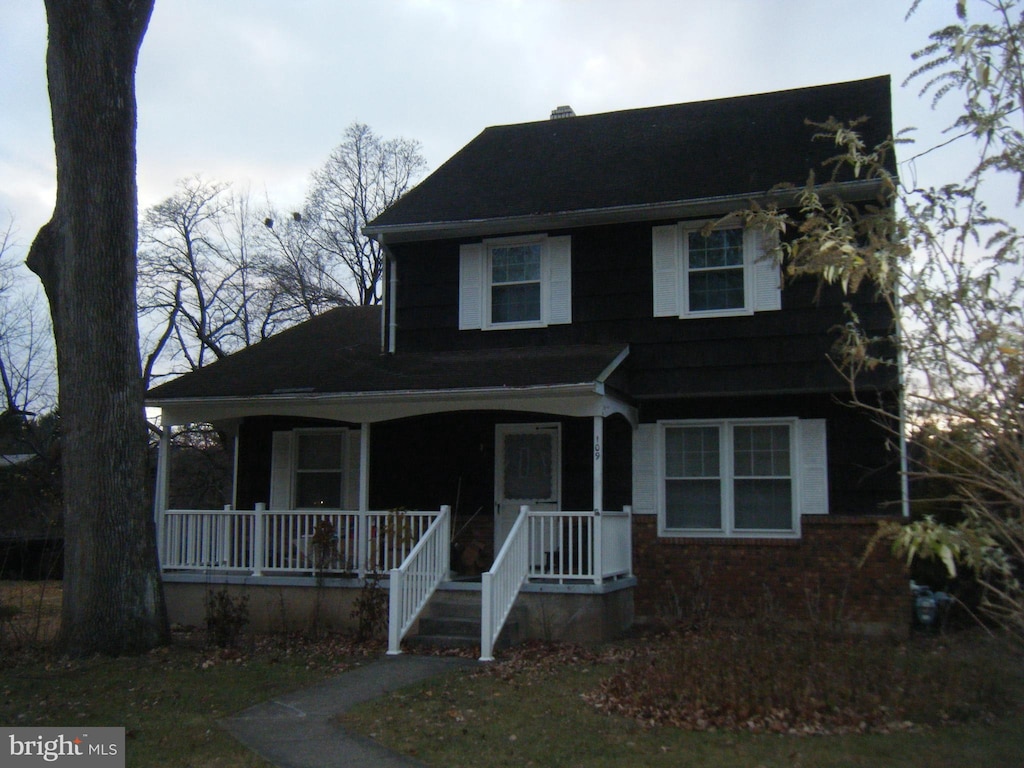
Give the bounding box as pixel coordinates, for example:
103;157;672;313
27;0;168;655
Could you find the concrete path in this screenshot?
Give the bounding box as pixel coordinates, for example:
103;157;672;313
221;654;477;768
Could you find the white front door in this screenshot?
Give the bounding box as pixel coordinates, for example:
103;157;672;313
494;423;561;553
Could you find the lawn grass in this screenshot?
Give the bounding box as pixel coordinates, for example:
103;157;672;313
0;581;377;767
340;633;1024;768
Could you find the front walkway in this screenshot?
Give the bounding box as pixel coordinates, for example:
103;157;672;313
221;654;476;768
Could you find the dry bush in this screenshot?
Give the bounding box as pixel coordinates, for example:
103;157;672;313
586;625;1018;734
0;581;61;654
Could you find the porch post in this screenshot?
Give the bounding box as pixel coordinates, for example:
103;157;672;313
252;503;265;577
593;416;605;584
592;416;603;512
359;424;371;576
154;426;171;565
359;423;371;512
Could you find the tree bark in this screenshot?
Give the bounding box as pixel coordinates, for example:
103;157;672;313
27;0;168;655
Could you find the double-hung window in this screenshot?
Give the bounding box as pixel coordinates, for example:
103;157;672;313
294;431;346;508
657;418;827;538
269;428;360;511
686;228;746;312
652;222;781;318
459;235;572;330
490;242;542;324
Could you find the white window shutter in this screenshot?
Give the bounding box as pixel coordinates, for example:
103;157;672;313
749;228;782;312
459;243;484;330
632;423;658;515
269;431;294;510
547;236;572;325
798;419;829;515
652;225;680;317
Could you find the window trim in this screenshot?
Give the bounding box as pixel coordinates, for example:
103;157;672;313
652;221;780;319
656;418;801;539
459;234;572;331
483;235;547;330
680;223;754;317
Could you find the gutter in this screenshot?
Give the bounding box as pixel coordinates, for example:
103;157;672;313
363;179;886;244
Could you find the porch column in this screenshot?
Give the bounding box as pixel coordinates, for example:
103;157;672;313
593;415;603;512
359;423;371;576
154;426;171;563
359;423;371;512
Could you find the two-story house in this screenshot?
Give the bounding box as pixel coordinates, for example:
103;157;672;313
148;75;906;653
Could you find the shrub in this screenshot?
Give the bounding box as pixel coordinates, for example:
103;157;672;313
587;626;1016;734
350;572;387;642
204;588;249;649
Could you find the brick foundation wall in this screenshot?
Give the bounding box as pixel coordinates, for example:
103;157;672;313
632;515;907;633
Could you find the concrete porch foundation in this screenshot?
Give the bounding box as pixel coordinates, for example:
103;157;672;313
162;574;635;644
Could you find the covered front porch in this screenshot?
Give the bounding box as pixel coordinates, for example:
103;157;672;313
151;362;637;656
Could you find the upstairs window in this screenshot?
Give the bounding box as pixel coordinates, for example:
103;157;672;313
460;235;572;330
686;228;746;312
653;223;781;318
490;243;542;324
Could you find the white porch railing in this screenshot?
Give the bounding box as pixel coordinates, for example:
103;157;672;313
160;506;444;579
481;505;530;662
387;505;451;655
527;507;632;584
480;505;633;661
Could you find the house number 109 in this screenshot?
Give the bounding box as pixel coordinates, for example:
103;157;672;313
594;435;601;461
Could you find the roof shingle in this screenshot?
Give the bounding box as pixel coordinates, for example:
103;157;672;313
367;76;893;231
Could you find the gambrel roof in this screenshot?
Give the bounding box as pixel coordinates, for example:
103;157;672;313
365;76;893;242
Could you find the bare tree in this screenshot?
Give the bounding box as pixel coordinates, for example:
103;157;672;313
298;122;427;306
741;0;1024;640
26;0;168;656
0;218;55;419
139;177;275;386
257;207;348;323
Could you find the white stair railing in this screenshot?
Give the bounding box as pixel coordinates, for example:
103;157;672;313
386;506;451;656
480;505;530;662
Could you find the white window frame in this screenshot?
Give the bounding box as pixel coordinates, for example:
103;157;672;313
459;234;572;330
652;222;780;319
484;235;547;329
292;428;349;509
657;418;801;539
680;224;753;317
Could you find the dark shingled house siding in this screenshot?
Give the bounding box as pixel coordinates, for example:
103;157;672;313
390;222;895;398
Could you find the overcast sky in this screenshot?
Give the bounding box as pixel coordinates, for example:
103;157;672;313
1;1;974;261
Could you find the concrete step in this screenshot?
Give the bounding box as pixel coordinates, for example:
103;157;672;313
417;615;480;637
424;599;481;621
406;589;524;654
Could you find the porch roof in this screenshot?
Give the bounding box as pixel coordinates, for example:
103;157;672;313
147;306;634;425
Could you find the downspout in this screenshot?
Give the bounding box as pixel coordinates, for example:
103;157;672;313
896;301;911;519
388;250;398;354
153;424;171;565
378;241;398;355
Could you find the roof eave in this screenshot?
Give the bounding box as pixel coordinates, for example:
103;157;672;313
151;380;637;427
364;179;887;244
